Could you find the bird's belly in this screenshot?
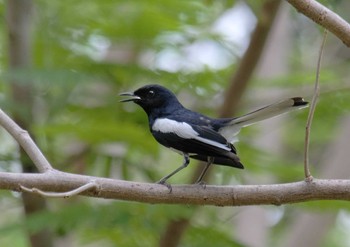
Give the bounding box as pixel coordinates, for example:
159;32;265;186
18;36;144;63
168;147;196;156
152;131;195;153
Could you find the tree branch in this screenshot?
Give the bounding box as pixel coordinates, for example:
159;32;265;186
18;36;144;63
0;108;53;173
304;30;327;181
0;104;348;207
0;0;349;209
20;181;100;198
1;171;350;205
287;0;350;47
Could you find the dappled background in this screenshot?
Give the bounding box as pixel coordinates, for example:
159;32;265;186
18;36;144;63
1;0;350;246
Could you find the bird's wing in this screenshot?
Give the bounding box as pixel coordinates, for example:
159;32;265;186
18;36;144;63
218;97;308;143
152;118;232;153
191;125;233;152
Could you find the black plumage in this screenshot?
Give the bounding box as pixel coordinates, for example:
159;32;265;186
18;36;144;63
120;84;308;187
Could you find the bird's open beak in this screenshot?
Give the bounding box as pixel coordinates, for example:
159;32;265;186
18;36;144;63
119;92;141;102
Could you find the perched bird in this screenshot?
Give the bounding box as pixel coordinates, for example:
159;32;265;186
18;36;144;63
120;84;308;187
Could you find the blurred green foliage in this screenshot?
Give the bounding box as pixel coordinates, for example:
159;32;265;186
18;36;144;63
1;0;350;246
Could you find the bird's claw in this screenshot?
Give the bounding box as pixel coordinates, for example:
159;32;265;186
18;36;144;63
156;180;173;193
195;180;207;189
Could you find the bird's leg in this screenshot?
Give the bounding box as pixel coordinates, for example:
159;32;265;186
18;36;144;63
195;157;214;185
157;153;190;192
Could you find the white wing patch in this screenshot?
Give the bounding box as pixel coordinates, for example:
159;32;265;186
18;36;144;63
152;118;231;151
195;136;231;151
152;118;198;138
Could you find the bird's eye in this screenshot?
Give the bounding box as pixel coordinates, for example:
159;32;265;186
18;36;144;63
147;90;155;97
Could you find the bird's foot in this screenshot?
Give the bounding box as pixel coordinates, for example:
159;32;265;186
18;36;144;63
195;180;207;189
156;179;172;193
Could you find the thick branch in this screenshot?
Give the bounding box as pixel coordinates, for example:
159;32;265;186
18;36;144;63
1;171;350;206
287;0;350;47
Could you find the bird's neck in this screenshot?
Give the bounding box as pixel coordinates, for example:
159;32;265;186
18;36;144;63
147;101;184;125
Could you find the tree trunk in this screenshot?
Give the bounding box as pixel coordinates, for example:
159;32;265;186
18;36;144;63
159;1;282;246
6;1;53;246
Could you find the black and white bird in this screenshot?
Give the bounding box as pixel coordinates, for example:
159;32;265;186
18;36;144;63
120;84;308;187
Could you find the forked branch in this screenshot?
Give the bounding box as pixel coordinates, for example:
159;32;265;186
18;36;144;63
0;108;53;173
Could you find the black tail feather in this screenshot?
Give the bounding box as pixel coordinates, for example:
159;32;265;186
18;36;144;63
190;154;244;169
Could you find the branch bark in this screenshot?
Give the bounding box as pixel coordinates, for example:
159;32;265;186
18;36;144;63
287;0;350;47
1;171;350;206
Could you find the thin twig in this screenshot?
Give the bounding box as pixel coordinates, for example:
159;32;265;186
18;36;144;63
304;30;328;181
20;180;100;198
0;108;53;173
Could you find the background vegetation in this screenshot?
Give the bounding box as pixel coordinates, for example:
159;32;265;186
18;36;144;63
1;0;350;246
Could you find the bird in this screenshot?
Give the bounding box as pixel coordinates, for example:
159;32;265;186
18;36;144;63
120;84;308;188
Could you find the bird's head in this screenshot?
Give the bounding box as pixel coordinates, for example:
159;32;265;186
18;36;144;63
120;84;181;115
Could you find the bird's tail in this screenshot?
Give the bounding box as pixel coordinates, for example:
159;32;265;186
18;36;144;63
218;97;308;143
